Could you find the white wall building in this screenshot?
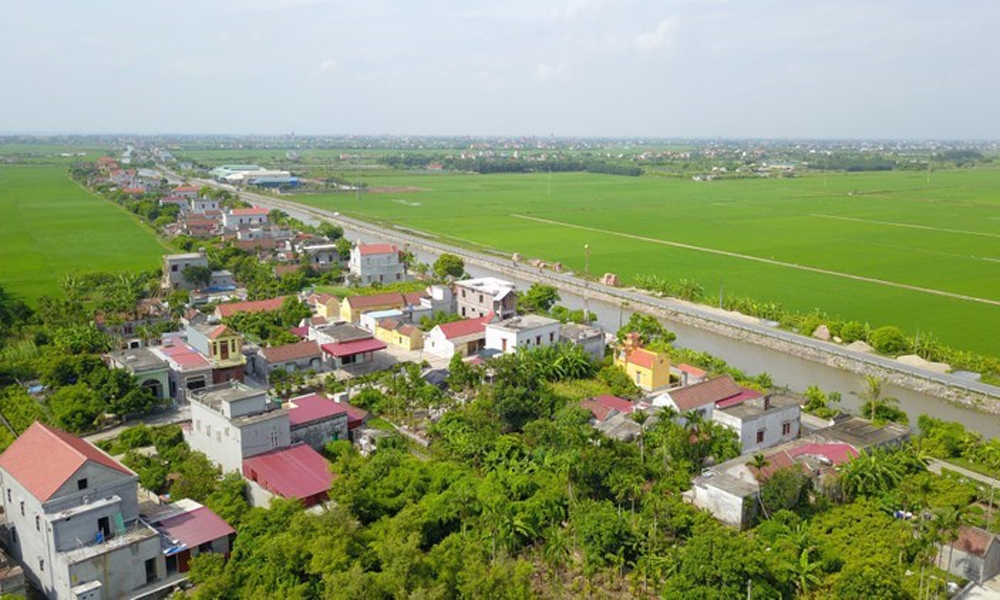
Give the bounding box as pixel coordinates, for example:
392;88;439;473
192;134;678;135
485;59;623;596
424;319;487;360
454;277;517;320
713;395;801;455
162;251;209;291
186;383;290;474
349;243;405;286
485;315;561;354
222;207;270;229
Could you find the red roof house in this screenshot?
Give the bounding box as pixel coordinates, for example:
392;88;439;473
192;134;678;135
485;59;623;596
242;444;333;507
216;296;289;319
0;422;133;502
357;243;398;256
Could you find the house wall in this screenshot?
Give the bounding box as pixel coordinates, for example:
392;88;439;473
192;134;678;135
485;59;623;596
57;530;163;600
254;354;323;378
163;255;209;291
341;300;404;324
188;403;246;473
291;415;350;450
135;369;170;401
166;366;211;402
349;249;404;286
316;300;340;320
714;404;800;454
485;322;560;354
688;483;756;530
0;469;56;594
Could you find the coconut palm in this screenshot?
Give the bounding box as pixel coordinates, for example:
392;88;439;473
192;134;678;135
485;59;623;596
750;453;771;519
631;410;650;463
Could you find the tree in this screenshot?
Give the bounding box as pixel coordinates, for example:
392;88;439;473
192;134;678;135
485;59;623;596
433;253;465;279
760;466;811;513
517;284;560;314
832;560;906;599
182;265;212;288
837;448;904;499
859;375;907;424
47;384;103;433
631;410;650;463
617;313;675;346
336;237;353;261
868;325;911;355
751;453;772;519
786;547;823;597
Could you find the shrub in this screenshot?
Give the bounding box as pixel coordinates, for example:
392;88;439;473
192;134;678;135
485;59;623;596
868;326;911;355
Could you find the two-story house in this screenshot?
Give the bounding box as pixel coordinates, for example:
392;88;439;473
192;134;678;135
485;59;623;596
454;278;517;320
0;423;164;599
614;336;671;393
348;243;405;286
222;207;270;230
162;251;209;291
185;324;246;384
485;315;561;354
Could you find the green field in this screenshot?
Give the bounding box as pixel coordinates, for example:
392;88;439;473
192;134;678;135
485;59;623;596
287;167;1000;356
0;164;168;302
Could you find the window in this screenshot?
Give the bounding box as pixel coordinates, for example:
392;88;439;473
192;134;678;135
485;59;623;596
270;430;279;447
171;264;178;272
39;559;44;572
479;294;484;303
535;335;541;345
6;488;9;502
20;501;24;516
756;429;765;444
78;478;88;491
635;372;642;384
205;424;212;437
549;332;555;342
782;421;792;436
35;515;39;531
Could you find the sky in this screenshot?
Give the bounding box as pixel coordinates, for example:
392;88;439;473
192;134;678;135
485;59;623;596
2;0;999;139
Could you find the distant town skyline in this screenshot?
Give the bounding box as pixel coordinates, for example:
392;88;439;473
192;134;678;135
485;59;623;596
2;1;998;139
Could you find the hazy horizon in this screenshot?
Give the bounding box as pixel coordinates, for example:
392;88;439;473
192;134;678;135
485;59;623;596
3;1;998;139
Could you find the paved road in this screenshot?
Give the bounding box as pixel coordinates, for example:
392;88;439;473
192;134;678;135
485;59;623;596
84;405;191;443
927;458;1000;490
169;169;1000;404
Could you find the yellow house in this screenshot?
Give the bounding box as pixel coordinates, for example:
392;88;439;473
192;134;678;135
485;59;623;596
204;325;246;369
615;344;670;392
340;291;425;323
306;293;341;321
375;318;424;351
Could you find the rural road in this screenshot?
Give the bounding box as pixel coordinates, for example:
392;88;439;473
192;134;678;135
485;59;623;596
169;170;1000;406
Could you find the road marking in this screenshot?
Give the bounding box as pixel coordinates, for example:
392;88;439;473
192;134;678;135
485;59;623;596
510;213;1000;308
811;213;1000;239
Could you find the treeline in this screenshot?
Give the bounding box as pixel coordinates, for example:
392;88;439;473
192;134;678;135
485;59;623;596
380;154;643;177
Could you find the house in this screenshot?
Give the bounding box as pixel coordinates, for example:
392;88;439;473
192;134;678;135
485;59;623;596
285;393;350;449
0;423;168;598
580;395;635;423
150;342;213;401
713;394;801;454
375;318;424;351
105;347;170;402
206;270;236;292
936;526;1000;584
242;443;333;508
360;309;403;333
299;243;341;271
614;339;671;393
159;195;190;214
171;185;201;199
654;374;757;419
339;291;427;324
485;315;561;354
215;296;289;320
182;216;221;239
143;499;235;576
686;438;858;529
809;415;911;449
676;364;708;387
253;341;323;378
190;197;220;213
306;293;340;321
93;298;170;347
348;243;405;286
424;317;489;359
186;324;246;384
186;383;290;474
162;251;209;291
222;207;270;229
559;323;606;361
454;277;517;320
309;324;388;370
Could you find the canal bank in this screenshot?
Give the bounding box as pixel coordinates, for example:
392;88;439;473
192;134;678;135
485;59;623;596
222;184;1000;437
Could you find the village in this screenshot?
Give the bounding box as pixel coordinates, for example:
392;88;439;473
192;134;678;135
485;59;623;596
0;158;998;599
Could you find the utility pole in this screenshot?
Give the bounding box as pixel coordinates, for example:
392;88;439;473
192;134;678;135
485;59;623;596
584;243;590;323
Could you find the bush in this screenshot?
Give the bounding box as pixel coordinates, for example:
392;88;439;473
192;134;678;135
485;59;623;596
839;321;867;343
868;326;911;355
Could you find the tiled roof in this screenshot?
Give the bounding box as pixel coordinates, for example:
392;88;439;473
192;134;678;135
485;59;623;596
590;395;635;415
678;363;707;377
173;185;200;193
788;443;857;465
206;325;237;340
344;292;410;309
286;394;347;427
262;341;321;363
155;504;235;550
437;318;486;340
626;348;661;370
216;296;288;318
357;243;397;256
669;375;744;412
242;444;333;501
750;450;798;481
0;422;133;502
230;207;270;216
580;398;616;422
321;338;387;357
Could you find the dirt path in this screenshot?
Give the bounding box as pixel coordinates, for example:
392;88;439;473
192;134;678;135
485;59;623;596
511;213;1000;308
810;213;1000;240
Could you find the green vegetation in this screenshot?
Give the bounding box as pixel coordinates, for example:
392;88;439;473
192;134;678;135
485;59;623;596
0;164;167;302
285;166;1000;359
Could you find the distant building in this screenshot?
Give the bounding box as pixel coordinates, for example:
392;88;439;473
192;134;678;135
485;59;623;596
485;315;560;354
185;324;246;385
559;323;606;361
162;251;209;291
222;207;270;230
348;243;404;286
105;347;170;402
614;336;671;393
454;278;517;320
424;317;489;360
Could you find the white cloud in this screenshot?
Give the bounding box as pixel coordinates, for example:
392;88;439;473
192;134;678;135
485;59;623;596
633;17;678;52
534;62;569;82
319;58;337;72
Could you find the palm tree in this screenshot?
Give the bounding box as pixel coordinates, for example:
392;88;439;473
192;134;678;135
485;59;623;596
837;448;904;499
862;375;883;422
934;505;971;574
631;410;650;463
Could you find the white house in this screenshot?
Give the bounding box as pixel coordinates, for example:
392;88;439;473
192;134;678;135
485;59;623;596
349;243;405;286
454;277;517;320
485;315;560;354
222;207;270;229
424;318;487;360
186;383;290;474
713;394;801;454
190;197;220;213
